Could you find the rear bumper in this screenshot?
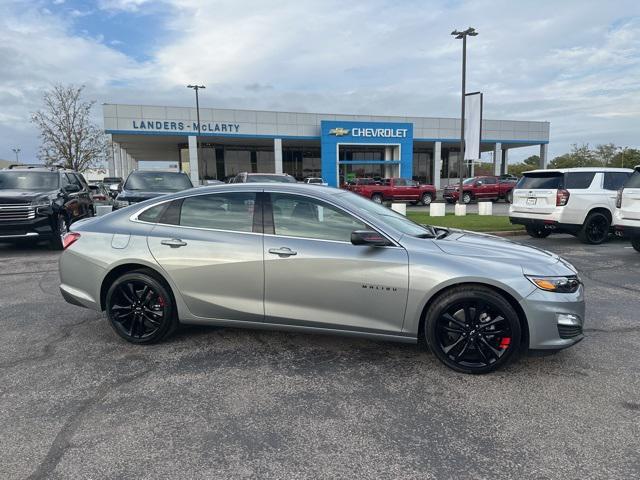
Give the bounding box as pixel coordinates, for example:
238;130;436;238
509;216;580;233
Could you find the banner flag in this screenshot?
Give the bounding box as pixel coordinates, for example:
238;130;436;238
464;92;483;161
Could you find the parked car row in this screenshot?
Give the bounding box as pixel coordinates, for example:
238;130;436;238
443;175;517;204
509;166;640;251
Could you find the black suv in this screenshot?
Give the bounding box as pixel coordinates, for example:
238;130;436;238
0;166;94;249
113;170;193;210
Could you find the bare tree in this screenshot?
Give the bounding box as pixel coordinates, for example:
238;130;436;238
31;85;108;172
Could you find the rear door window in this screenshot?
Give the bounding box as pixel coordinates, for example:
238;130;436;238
565;172;596;189
625;170;640;188
603;172;631;190
516;173;563;189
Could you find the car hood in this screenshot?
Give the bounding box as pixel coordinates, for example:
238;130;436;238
0;189;58;204
432;229;577;276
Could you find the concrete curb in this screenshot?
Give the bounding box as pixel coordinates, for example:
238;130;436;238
482;230;526;237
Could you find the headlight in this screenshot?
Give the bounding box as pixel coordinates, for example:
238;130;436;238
31;198;52;207
115;200;130;208
526;275;581;293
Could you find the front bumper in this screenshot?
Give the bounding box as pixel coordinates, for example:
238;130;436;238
0;215;55;240
520;286;585;350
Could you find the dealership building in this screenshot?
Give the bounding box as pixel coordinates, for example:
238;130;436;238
103;104;550;188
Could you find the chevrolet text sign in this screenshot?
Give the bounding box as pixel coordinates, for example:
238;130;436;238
351;127;408;138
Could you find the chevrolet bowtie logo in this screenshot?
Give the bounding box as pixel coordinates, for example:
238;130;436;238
329;127;350;136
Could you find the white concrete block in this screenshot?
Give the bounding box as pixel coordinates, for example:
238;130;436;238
391;203;406;216
454;204;467;216
430;203;445;217
478;201;493;216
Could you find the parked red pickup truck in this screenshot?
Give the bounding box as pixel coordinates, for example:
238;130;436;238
348;177;437;205
443;176;517;204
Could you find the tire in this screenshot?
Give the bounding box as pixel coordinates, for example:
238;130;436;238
578;212;610;245
505;191;513;204
424;285;522;374
462;192;472;204
371;193;383;204
631;238;640;253
525;225;551;239
421;193;433;206
105;271;178;344
49;214;68;250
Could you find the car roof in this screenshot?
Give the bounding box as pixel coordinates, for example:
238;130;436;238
523;167;633;174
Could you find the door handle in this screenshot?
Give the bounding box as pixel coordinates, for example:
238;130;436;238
268;247;297;257
161;238;187;248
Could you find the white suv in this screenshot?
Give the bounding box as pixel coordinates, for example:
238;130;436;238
613;165;640;252
509;167;633;244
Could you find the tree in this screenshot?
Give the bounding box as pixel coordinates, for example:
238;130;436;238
31;85;108;172
611;148;640;168
549;143;600;169
594;143;618;167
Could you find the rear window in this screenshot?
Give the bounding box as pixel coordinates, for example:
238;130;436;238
565;172;596;189
516;172;563;190
603;172;631;191
625;170;640;188
245;175;296;183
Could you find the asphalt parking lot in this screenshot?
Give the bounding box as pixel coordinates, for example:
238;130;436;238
1;235;638;479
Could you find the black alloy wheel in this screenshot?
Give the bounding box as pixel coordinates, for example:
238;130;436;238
50;214;68;250
525;225;551;239
578;212;610;245
421;193;433;206
631;237;640;253
106;271;177;344
425;286;521;374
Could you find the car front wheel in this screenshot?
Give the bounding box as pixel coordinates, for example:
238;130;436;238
631;238;640;253
105;271;177;344
49;214;68;250
371;193;383;204
462;192;472;204
421;193;433;206
424;286;522;374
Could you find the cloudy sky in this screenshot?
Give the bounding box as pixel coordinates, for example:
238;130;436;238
0;0;638;164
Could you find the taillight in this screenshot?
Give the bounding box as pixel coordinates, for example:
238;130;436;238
62;232;81;249
556;189;570;206
616;188;623;208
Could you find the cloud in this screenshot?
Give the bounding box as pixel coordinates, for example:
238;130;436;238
1;0;639;163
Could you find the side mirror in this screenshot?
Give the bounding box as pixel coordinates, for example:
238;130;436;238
351;230;392;247
475;181;483;186
64;184;81;193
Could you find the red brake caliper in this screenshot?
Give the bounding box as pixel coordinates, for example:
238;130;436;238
499;337;511;349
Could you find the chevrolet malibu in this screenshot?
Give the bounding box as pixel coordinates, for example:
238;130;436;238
59;184;585;374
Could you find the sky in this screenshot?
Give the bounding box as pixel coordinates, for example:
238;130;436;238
0;0;639;164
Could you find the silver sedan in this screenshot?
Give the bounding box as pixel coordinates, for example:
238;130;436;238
59;183;585;373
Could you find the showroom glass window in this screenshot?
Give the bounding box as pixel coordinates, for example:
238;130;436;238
270;193;367;242
178;193;256;232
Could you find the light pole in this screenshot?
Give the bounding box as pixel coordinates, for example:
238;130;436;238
12;147;21;164
187;84;206;178
451;27;478;204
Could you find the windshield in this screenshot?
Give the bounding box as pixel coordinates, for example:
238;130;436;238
0;171;59;190
337;191;435;237
516;172;563;189
124;172;193;191
246;175;297;183
462;178;475;185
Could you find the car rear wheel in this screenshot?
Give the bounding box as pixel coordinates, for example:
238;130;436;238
424;286;522;374
49;214;68;250
421;193;433;206
371;193;383;204
462;192;472;204
631;238;640;253
578;212;610;245
106;271;177;344
525;225;551;238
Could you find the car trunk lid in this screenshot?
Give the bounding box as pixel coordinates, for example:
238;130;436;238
511;171;563;215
